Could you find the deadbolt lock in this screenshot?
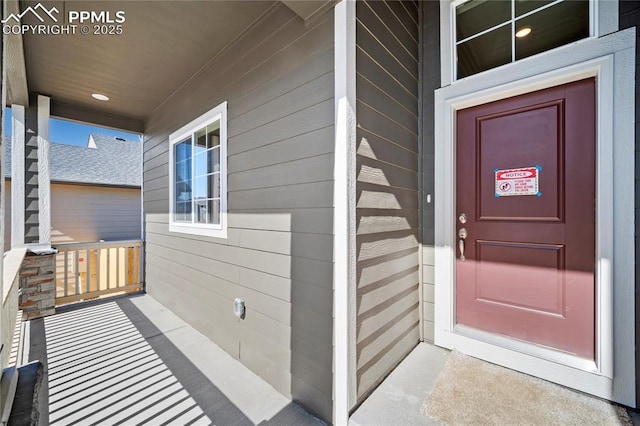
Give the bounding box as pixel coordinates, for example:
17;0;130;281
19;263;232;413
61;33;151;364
458;213;467;224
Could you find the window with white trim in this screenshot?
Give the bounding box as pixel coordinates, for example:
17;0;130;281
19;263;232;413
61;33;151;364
454;0;590;80
169;101;227;238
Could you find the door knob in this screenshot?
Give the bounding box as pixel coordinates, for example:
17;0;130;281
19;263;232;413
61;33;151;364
458;228;467;239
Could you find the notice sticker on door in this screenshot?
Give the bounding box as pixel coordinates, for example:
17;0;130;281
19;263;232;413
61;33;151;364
494;166;541;197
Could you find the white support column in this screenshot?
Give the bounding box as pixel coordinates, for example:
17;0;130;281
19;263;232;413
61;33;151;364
333;0;356;424
0;8;6;378
37;95;50;245
11;105;25;248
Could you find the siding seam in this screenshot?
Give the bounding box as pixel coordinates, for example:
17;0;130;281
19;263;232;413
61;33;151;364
357;72;418;116
358;155;420;175
355;45;418;100
358;126;419;157
356;19;418;80
229;98;333;140
146;231;333;279
215;14;333;106
361;1;419;60
230;69;334;121
228;152;333;175
383;2;419;43
397;1;419;28
357;101;418;137
146;231;332;263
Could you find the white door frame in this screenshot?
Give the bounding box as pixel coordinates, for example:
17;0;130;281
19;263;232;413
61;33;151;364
434;29;636;407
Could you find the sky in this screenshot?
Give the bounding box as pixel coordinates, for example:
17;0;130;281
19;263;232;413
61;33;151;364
4;108;141;147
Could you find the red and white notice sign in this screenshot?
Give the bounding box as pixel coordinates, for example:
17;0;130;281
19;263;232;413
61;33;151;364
495;166;540;197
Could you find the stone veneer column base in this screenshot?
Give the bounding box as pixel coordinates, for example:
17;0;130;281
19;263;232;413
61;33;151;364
19;253;55;320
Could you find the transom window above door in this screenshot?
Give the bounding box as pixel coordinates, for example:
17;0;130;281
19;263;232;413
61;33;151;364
454;0;590;79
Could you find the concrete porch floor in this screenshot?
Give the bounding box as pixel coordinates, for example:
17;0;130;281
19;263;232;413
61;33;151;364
349;343;449;426
23;293;640;425
350;343;640;426
27;294;324;425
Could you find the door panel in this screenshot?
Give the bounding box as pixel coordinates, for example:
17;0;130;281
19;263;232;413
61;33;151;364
475;241;564;315
455;78;595;359
477;102;563;221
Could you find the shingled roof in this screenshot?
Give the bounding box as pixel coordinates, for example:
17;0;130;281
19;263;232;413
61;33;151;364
5;134;141;187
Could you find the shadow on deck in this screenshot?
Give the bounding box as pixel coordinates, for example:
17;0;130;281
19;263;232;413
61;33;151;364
27;294;324;425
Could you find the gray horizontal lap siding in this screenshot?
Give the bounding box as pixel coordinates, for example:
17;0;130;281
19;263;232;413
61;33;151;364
355;0;420;402
421;0;441;344
143;4;334;421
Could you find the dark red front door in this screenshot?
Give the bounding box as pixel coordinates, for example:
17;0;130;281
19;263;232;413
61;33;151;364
455;78;596;359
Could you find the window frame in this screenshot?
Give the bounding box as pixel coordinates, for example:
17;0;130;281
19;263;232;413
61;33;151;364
168;101;228;238
442;0;617;84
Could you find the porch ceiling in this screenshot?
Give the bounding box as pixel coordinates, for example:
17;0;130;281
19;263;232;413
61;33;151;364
16;0;277;128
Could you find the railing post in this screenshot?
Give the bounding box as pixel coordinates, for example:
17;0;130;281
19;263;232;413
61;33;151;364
116;247;120;288
96;249;101;292
63;251;68;297
86;249;91;294
107;248;111;289
74;251;80;295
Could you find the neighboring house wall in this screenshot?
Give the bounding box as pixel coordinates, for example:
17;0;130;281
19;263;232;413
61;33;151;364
4;181;141;249
618;1;640;406
49;184;141;243
143;3;334;420
421;0;441;343
354;0;420;401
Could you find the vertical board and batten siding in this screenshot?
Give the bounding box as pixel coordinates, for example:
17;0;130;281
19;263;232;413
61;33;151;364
355;0;420;402
143;3;334;420
421;0;441;343
619;0;640;407
24;104;39;243
4;181;142;250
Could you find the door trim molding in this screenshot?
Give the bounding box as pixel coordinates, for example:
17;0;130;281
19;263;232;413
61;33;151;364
434;28;635;407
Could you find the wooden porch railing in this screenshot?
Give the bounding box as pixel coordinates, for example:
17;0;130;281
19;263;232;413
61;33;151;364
54;240;144;306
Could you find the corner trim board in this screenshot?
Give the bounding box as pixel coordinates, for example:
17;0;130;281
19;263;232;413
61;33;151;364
333;0;357;423
37;95;51;245
4;0;29;107
11;105;25;247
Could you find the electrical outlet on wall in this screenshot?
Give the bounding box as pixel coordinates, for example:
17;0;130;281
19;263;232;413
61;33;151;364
233;298;245;320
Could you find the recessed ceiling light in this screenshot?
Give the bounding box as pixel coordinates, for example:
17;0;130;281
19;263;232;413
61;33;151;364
515;27;532;38
91;93;109;101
